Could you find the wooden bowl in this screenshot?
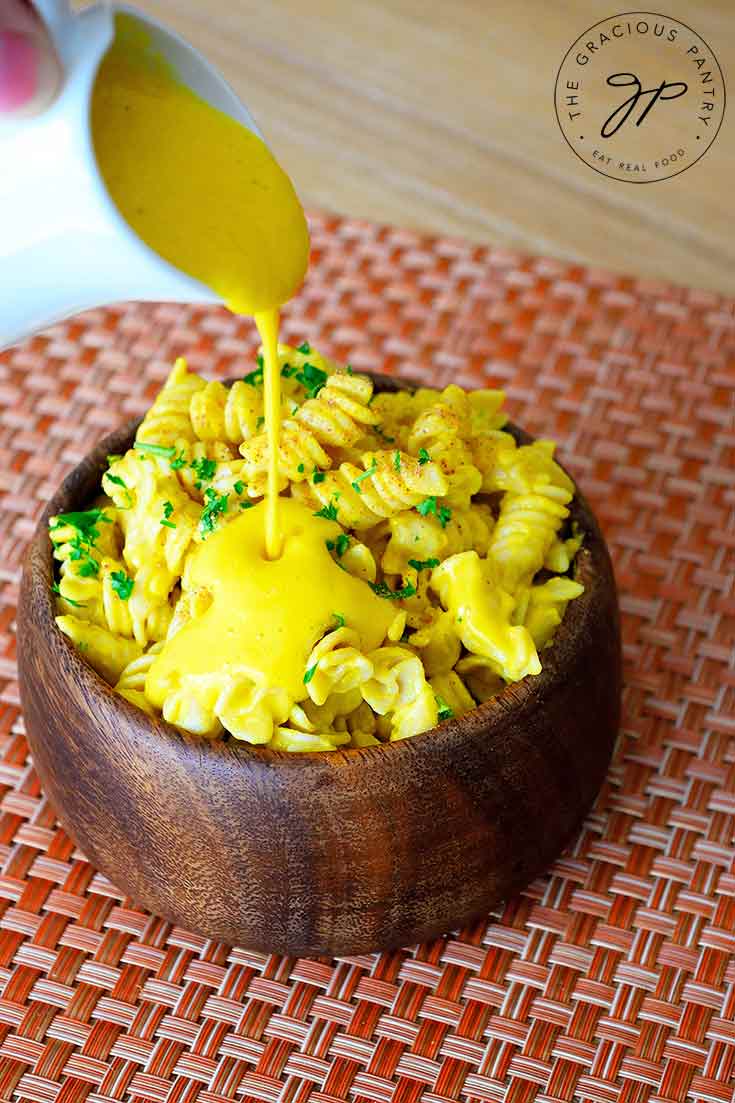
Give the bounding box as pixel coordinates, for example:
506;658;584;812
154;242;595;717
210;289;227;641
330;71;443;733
17;375;621;957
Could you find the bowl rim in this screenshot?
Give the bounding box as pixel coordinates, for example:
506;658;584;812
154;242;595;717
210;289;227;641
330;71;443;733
26;373;613;767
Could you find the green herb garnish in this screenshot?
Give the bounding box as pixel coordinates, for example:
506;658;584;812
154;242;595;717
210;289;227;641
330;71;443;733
105;473;126;489
160;501;176;529
190;457;217;486
240;501;254;510
256;415;265;429
243;358;264;386
170;450;187;471
408;557;440;572
351;461;378;494
295;362;328;399
233;480;245;495
297;341;311;354
110;570;134;601
200;487;229;536
326;533;350;558
374;425;395;443
368;580;417;601
297;463;305;474
281;363;296;378
68;537;100;578
50;508;109;545
417;448;431;465
393;452;402;471
303;663;317;684
134;441;175;458
315;500;339;522
436;696;454;722
416;497;451;528
312;469;326;484
333;613;346;628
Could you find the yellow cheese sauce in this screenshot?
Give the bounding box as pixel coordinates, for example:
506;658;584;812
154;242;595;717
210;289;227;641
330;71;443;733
91;14;370;701
92;15;303;561
146;499;394;707
91;15;309;317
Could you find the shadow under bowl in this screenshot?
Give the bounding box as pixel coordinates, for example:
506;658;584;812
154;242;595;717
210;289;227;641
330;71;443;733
17;373;621;957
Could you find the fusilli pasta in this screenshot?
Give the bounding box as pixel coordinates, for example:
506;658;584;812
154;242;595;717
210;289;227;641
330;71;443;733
51;343;584;750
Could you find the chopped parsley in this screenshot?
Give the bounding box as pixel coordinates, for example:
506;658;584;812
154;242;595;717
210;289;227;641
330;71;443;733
303;663;317;685
297;341;311;354
351;461;378;494
295;361;328;399
243;365;264;387
393;451;402;471
233;480;245;495
105;473;126;489
160;501;176;529
256;415;265;429
314;500;339;522
190;457;217;486
68;538;99;578
239;501;254;510
51;582;86;608
408;557;440;572
326;533;350;558
51;508;109;545
200;487;229;536
134;441;175;458
436;696;454;722
170;450;187;471
418;448;431;465
297;463;305;474
110;570;134;601
312;469;326;484
346;365;354;375
368;580;417;601
281;363;296;378
332;612;346;628
416;497;451;528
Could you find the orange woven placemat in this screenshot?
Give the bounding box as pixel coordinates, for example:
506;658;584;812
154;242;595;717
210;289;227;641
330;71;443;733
1;211;734;1103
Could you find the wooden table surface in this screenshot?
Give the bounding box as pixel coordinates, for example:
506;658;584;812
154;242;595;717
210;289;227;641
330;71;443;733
84;0;735;295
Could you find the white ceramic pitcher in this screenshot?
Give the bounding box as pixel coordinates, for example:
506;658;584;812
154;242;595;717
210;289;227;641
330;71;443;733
0;0;262;349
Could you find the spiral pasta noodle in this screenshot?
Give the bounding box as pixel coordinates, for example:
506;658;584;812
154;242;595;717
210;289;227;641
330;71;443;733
51;343;585;750
190;379;264;444
487;484;572;591
136;358;205;446
294;449;447;529
237;370;380;492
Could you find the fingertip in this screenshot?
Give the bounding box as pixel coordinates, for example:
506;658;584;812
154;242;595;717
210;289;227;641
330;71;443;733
0;8;63;118
0;29;37;111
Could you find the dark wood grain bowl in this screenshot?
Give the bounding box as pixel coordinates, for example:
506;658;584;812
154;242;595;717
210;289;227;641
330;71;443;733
17;373;621;958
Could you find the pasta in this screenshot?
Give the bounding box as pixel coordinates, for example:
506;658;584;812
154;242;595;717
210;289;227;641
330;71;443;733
51;343;585;751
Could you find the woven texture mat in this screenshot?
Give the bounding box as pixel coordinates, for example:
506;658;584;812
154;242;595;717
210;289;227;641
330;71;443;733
1;212;734;1103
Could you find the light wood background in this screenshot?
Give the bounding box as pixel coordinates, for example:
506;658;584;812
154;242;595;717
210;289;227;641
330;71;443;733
83;0;735;295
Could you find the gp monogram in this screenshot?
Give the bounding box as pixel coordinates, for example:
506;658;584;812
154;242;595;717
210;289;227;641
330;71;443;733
554;12;725;183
